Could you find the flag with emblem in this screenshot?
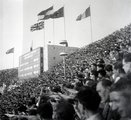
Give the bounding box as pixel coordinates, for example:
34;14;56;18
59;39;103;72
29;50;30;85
51;7;64;19
37;6;53;21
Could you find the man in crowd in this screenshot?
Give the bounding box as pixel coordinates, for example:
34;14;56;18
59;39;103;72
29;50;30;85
96;79;112;107
113;61;125;83
54;99;76;120
75;86;102;120
37;102;53;120
96;80;119;120
110;77;131;120
122;52;131;74
105;64;113;81
97;69;107;81
91;63;97;71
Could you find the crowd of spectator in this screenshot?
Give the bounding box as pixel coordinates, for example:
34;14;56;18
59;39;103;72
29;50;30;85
0;23;131;120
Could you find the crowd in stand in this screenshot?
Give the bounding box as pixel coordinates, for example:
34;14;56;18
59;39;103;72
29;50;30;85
0;24;131;120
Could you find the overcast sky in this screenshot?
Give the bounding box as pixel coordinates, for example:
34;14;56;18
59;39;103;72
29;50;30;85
0;0;131;70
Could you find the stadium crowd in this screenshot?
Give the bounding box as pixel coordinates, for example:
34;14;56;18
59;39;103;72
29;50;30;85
0;24;131;120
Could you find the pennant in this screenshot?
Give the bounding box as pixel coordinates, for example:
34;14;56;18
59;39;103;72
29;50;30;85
6;48;14;54
76;7;90;21
30;21;44;32
51;7;64;19
37;6;53;21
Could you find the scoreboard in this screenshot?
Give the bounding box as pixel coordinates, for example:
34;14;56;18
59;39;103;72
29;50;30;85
18;47;43;79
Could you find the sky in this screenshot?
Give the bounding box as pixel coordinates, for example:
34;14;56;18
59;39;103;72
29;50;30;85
1;0;131;70
0;0;23;69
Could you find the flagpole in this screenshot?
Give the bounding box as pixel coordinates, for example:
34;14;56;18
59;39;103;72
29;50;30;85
13;51;14;68
89;5;93;43
32;40;33;50
53;16;55;45
52;5;55;45
63;5;66;41
30;40;33;51
43;21;46;49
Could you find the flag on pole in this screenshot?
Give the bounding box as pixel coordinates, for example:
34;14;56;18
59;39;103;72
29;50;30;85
51;7;64;19
37;6;53;21
6;48;14;54
42;7;64;20
76;7;90;21
30;21;44;32
81;7;90;19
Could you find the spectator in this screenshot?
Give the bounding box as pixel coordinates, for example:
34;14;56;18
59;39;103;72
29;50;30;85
97;59;105;65
96;80;112;106
27;96;37;110
97;64;105;71
75;86;103;120
110;77;131;119
96;80;114;120
54;99;75;120
73;73;84;91
113;61;125;83
37;102;53;120
1;114;9;120
81;60;88;71
122;52;131;74
90;70;98;81
91;63;97;71
83;68;90;81
37;95;50;107
97;69;107;81
105;64;113;81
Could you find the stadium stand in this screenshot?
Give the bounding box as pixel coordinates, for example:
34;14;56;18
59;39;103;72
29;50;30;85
0;23;131;119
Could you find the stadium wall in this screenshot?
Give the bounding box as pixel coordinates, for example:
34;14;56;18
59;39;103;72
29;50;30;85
46;45;78;71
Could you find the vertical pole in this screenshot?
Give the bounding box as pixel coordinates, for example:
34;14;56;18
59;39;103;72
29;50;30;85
13;52;14;68
63;56;66;80
30;40;33;51
32;40;33;50
52;5;55;45
89;6;93;43
43;24;45;49
43;20;45;73
53;17;55;45
63;6;66;40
